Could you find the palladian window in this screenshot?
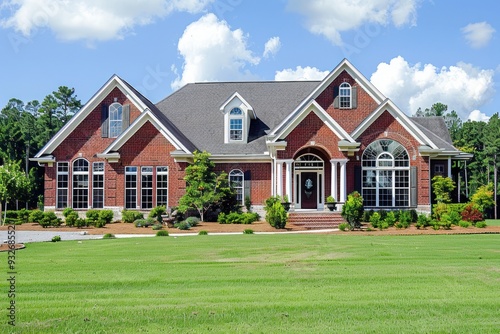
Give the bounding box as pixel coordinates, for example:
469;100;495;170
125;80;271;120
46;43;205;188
362;139;410;207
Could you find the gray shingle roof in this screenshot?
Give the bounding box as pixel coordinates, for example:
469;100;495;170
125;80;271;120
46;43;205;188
410;116;458;151
155;81;320;154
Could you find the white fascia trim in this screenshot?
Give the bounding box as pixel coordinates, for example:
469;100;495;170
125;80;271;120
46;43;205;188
351;99;439;149
219;92;256;119
269;58;386;137
276;99;355;143
35;75;148;158
101;109;191;155
210;154;271;163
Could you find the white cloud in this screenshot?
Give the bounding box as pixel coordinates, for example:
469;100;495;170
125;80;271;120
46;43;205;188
0;0;214;41
370;56;495;120
286;0;419;45
275;66;329;81
263;36;281;58
171;13;260;90
461;21;495;48
468;110;490;122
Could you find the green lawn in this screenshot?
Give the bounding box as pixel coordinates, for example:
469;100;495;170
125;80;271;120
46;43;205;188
485;219;500;226
2;234;499;333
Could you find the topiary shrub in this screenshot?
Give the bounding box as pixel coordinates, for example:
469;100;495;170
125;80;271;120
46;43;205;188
122;210;143;223
341;191;364;230
103;233;115;239
65;211;79;227
51;235;61;242
265;201;287;229
198;230;208;235
17;208;30;224
39;211;61;228
62;207;75;218
99;210;114;225
156;230;169;236
86;209;100;226
243;229;254;234
75;218;87;228
459;221;470;228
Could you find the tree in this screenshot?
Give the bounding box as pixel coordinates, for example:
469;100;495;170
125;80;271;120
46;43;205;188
341;191;364;230
0;160;32;225
470;183;494;215
178;151;232;222
432;175;455;204
53;86;82;123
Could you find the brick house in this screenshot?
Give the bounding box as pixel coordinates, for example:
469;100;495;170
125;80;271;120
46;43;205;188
32;59;469;216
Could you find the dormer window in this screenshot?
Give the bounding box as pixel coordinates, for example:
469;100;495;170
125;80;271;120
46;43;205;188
109;102;123;138
339;82;351;109
229;107;243;141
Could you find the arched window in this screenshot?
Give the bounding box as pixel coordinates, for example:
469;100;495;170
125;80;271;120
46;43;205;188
72;158;89;209
229;107;243;141
229;169;244;204
362;139;410;207
339;82;351;109
109;102;123;138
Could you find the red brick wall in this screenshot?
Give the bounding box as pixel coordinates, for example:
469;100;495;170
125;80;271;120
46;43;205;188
316;70;379;133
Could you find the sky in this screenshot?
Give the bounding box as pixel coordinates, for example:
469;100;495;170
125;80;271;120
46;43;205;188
0;0;498;122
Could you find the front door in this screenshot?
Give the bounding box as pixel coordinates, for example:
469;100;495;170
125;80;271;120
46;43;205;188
301;172;317;209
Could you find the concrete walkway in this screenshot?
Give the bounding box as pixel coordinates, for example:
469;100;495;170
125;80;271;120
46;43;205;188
1;228;338;244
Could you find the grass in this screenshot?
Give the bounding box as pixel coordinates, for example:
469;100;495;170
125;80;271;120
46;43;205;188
485;219;500;226
1;234;499;333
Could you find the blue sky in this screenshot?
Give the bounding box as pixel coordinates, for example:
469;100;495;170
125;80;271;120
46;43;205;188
0;0;498;122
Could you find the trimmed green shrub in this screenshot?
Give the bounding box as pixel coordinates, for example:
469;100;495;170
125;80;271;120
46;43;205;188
17;208;30;224
369;212;381;229
149;205;167;223
218;212;259;224
39;211;61;228
459;221;470;228
99;210;114;225
362;209;374;223
243;229;254;234
399;210;412;227
185;216;200;227
156;230;169;236
432;202;449;221
51;235;61;242
338;223;349;231
265;201;287;229
134;218;155;228
432;222;441;230
416;214;430;229
103;233;115;239
384;211;396;227
341;191;364;230
152;223;163;230
86;209;100;224
379;221;389;230
29;209;44;224
475;221;487;228
122;210;143;223
65;211;79;227
198;230;208;235
75;218;87;228
461;203;483;224
62;207;75;217
177;221;191;230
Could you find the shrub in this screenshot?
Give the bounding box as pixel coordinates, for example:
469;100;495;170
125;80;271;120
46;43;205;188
338;223;349;231
326;195;336;203
156;230;169;236
122;210;143;223
432;223;441;230
75;218;87;228
471;183;494;213
29;209;44;224
409;209;418;223
149;205;167;223
416;214;430;229
93;219;107;228
244;196;252;212
62;207;75;217
475;221;487;228
384;211;396;227
134;218;155;228
177;221;191;230
198;230;208;235
447;210;462;226
185;216;200;227
459;221;470;228
152;223;163;230
461;203;483;224
399;210;412;227
432;202;449;221
103;233;115;239
218;212;259;224
86;209;100;224
17;208;30;224
265;201;287;229
39;211;61;228
65;211;79;227
243;229;254;234
264;196;281;210
341;191;364;230
379;221;389;230
99;210;114;225
369;212;381;229
362;209;374;223
51;235;61;242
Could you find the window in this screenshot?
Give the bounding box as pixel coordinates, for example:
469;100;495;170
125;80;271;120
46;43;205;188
362;140;410;207
141;166;153;209
109;102;122;138
125;166;137;209
156;166;168;207
92;162;104;208
57;162;69;209
72;159;89;209
229;169;244;205
229;107;243;141
339;82;351;109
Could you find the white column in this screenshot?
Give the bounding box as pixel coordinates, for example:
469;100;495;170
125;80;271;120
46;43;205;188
276;160;283;197
339;159;348;202
271;159;275;196
285;160;293;202
330;160;338;201
447;157;452;178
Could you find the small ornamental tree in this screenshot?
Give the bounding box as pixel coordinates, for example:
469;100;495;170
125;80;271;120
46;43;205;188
0;160;32;225
178;151;233;222
470;183;494;214
431;175;455;204
341;191;364;230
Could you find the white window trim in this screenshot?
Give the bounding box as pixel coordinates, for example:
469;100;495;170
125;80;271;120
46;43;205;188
339;82;352;109
125;166;138;209
92;162;105;209
56;162;69;209
156;166;169;207
229;169;244;205
141;166;153;209
72;158;89;209
109;102;123;138
224;106;249;144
